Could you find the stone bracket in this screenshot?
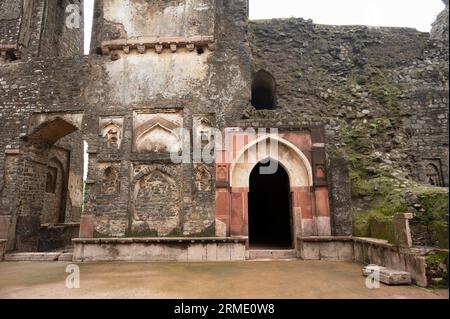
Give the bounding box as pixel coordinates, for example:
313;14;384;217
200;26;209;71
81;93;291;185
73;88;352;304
101;36;216;55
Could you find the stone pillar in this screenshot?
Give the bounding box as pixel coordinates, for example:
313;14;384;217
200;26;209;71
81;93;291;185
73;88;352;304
394;213;413;248
328;157;353;236
230;188;248;237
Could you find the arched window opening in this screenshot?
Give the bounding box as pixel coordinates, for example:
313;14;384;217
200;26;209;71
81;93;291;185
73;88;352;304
426;163;442;187
251;70;276;110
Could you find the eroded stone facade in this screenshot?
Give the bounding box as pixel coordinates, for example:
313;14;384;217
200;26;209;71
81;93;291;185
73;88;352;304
0;0;448;254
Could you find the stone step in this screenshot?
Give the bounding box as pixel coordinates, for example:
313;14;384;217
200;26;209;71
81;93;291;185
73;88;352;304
362;265;412;285
5;252;62;262
247;249;297;260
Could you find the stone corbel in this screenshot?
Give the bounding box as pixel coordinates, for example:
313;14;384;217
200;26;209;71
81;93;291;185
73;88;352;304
137;44;146;54
186;43;195;52
155;44;164;54
208;42;216;51
100;36;215;55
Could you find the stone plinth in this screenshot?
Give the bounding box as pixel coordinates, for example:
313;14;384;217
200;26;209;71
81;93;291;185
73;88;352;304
73;237;248;262
297;236;354;261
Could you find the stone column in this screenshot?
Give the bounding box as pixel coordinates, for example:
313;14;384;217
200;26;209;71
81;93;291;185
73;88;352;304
328;157;353;236
393;213;413;248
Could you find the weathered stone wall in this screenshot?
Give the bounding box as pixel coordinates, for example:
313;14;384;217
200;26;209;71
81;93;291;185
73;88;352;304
0;0;448;248
247;13;449;235
431;0;449;43
38;0;84;58
0;0;84;60
0;0;22;46
0;56;88;249
91;0;216;52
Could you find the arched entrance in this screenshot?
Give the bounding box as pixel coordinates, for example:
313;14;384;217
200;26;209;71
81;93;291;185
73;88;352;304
13;113;84;252
248;160;293;249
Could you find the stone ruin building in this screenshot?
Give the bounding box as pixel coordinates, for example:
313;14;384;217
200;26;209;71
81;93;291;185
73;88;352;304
0;0;448;286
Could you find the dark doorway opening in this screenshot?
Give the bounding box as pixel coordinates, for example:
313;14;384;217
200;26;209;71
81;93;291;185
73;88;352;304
248;160;293;249
251;70;276;110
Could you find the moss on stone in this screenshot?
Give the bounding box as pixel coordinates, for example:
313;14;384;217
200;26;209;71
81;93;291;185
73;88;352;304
186;223;216;238
426;252;449;288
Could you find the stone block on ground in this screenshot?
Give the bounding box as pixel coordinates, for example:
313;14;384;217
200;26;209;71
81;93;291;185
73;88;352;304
363;265;412;285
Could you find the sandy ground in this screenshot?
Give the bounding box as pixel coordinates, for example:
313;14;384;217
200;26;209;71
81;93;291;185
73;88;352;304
0;260;447;299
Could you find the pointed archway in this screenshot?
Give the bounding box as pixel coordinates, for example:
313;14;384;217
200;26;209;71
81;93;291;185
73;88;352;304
248;160;293;249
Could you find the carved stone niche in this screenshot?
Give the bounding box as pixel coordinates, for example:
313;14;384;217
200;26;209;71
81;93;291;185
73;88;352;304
193;115;214;147
133;110;183;154
99;117;124;150
194;164;212;192
130;164;181;236
422;159;444;187
98;163;120;195
216;164;229;188
312;148;327;186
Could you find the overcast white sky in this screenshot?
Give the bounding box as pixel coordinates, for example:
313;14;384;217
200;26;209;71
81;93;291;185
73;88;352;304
83;0;445;54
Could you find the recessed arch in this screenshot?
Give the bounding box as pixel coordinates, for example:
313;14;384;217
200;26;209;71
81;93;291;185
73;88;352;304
27;117;78;145
230;134;313;188
135;122;182;153
251;70;276;110
43;156;67;224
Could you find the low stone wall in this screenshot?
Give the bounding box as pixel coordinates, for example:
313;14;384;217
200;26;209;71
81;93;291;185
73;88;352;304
73;237;247;262
0;239;6;261
297;236;354;261
298;236;428;287
353;237;427;287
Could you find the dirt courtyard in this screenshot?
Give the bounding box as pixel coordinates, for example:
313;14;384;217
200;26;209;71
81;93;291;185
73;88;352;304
0;260;447;299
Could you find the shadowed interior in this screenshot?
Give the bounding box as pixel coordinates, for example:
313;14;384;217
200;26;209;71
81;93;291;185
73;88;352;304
249;160;293;249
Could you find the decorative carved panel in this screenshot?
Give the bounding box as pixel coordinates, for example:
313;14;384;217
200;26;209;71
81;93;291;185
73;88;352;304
98;164;120;195
193;115;213;146
130;164;181;236
133;110;183;154
99;117;124;150
194;164;212;192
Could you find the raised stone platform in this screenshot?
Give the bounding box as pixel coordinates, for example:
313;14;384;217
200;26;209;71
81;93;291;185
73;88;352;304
73;237;248;262
297;236;354;261
3;251;73;262
5;252;62;262
247;249;297;260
